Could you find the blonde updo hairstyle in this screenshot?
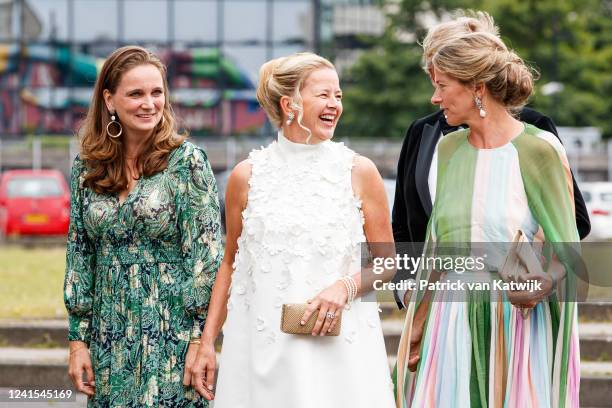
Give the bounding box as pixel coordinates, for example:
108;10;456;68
256;52;335;135
432;32;537;111
421;10;499;74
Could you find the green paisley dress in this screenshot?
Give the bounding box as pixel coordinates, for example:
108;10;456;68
64;141;222;407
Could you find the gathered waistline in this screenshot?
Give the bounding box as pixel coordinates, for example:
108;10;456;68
95;246;183;266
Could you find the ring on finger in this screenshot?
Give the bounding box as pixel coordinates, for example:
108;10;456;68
326;312;336;319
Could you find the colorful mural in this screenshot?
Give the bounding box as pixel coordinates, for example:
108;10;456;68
0;45;266;135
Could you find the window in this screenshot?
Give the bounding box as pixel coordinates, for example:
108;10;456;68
174;1;217;43
272;1;311;43
600;193;612;202
7;177;63;198
223;1;266;43
223;45;265;83
28;0;70;41
74;0;119;42
124;0;168;42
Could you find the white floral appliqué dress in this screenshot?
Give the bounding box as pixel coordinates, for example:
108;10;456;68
214;132;395;408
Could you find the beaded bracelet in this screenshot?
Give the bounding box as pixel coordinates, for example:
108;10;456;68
351;276;358;299
340;277;351;303
340;276;357;305
348;276;357;301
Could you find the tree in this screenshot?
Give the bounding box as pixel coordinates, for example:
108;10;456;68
337;0;612;138
337;36;433;138
483;0;612;137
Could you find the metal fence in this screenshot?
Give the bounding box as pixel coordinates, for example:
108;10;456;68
0;135;402;178
2;134;611;182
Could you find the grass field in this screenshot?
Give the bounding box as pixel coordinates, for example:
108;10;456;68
0;244;610;320
0;245;67;319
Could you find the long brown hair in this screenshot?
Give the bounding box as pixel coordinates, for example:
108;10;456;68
79;45;186;194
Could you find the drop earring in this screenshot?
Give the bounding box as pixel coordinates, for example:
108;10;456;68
475;97;486;118
286;111;295;126
107;112;123;138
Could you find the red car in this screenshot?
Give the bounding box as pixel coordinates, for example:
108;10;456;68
0;169;70;237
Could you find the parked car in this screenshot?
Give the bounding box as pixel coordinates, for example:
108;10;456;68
0;169;70;237
580;181;612;241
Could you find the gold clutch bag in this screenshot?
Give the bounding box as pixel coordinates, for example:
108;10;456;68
499;230;529;282
499;230;541;281
280;303;341;336
499;230;542;318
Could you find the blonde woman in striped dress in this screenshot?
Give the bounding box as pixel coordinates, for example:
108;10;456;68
395;31;580;407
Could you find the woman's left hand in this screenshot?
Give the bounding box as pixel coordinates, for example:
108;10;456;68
183;343;215;399
183;343;199;380
300;280;348;336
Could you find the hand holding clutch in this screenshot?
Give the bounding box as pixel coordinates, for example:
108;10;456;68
500;230;554;316
280;303;341;336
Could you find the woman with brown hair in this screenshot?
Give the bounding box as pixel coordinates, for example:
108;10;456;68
63;45;222;407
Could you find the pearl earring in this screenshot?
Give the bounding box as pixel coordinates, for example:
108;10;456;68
475;97;486;118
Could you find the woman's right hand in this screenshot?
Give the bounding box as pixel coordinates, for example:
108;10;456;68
408;318;425;372
300;280;348;336
402;289;424;371
407;301;429;372
187;340;216;400
68;341;95;396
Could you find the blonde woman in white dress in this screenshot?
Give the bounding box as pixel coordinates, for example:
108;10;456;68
185;52;396;408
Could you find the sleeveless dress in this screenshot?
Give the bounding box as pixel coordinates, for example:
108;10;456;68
395;124;580;408
214;132;395;408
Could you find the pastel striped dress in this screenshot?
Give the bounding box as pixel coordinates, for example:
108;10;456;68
395;123;580;408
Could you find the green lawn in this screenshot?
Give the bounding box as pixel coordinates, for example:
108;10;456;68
0;244;610;320
0;246;68;319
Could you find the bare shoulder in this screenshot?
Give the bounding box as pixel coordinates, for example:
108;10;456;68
351;154;383;198
229;159;252;185
352;155;381;182
225;159;252;207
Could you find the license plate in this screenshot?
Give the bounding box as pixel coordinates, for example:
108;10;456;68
24;214;49;224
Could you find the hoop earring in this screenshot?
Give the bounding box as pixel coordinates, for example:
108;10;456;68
286;111;295;126
475;97;486;118
107;113;123;138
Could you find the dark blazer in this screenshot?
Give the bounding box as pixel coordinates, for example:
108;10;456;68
391;108;591;307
